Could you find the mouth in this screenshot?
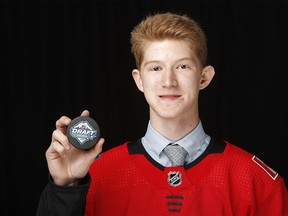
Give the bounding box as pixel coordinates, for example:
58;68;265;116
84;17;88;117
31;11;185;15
159;95;181;100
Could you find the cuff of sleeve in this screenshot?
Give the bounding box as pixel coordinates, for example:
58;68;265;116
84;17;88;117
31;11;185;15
48;173;91;189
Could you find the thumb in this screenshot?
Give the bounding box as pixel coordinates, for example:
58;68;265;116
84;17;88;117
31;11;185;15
86;138;105;161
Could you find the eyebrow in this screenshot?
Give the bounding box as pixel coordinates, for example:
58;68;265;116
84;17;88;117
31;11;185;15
143;58;194;67
142;60;160;68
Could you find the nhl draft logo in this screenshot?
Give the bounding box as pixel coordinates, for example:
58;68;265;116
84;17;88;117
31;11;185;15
167;171;182;187
69;120;97;145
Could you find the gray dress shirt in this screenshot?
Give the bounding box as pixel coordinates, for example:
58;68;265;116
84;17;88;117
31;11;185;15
141;121;211;167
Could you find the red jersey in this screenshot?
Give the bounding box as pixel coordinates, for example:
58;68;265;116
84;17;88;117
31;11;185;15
86;139;288;215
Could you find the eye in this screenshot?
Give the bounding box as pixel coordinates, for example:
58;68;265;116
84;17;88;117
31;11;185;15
177;64;189;70
149;66;162;71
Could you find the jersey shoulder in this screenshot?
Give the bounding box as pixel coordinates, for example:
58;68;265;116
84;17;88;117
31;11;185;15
224;141;279;181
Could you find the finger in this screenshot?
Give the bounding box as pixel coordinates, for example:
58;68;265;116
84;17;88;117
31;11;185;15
51;129;71;150
55;116;71;132
46;140;68;159
80;110;90;117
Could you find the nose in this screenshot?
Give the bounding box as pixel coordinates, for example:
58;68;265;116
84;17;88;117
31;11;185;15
161;69;177;88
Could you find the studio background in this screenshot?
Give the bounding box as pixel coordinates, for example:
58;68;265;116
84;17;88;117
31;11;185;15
1;1;287;215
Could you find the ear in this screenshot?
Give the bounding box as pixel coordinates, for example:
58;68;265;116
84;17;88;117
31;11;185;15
199;65;215;90
132;69;144;92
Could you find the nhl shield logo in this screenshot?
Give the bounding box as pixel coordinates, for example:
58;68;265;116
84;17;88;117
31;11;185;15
167;171;182;187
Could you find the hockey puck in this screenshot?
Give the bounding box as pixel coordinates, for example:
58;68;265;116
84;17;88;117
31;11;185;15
67;116;100;150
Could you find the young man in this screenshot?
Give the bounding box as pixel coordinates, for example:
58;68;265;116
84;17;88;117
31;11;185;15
37;12;288;215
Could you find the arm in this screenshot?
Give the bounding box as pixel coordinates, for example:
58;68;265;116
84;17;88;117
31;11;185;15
46;110;104;186
255;180;288;215
37;110;104;215
36;174;91;216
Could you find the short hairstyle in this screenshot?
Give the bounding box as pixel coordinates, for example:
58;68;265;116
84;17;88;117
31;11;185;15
130;12;208;69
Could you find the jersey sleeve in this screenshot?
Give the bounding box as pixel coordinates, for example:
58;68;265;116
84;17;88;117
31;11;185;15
254;179;288;215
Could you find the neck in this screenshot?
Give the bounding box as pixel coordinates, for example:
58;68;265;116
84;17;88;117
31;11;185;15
150;115;200;141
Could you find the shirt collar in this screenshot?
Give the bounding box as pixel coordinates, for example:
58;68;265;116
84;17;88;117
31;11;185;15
143;120;207;160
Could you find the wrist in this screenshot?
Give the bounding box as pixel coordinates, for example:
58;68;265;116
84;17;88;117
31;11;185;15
49;175;78;186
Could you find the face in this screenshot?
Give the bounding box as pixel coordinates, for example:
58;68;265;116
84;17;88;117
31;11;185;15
132;39;214;122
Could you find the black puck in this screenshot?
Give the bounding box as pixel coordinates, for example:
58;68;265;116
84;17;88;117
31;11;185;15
67;116;100;150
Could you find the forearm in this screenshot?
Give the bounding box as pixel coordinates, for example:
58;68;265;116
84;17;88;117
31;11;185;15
36;173;91;216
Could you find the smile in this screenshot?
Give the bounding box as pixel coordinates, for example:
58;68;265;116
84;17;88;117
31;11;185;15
159;95;181;100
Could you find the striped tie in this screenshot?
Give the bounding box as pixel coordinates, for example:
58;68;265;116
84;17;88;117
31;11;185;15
164;144;188;166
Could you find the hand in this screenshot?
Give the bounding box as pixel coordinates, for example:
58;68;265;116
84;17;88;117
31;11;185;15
45;110;104;186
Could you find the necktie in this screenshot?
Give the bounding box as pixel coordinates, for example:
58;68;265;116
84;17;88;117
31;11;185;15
163;144;188;166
